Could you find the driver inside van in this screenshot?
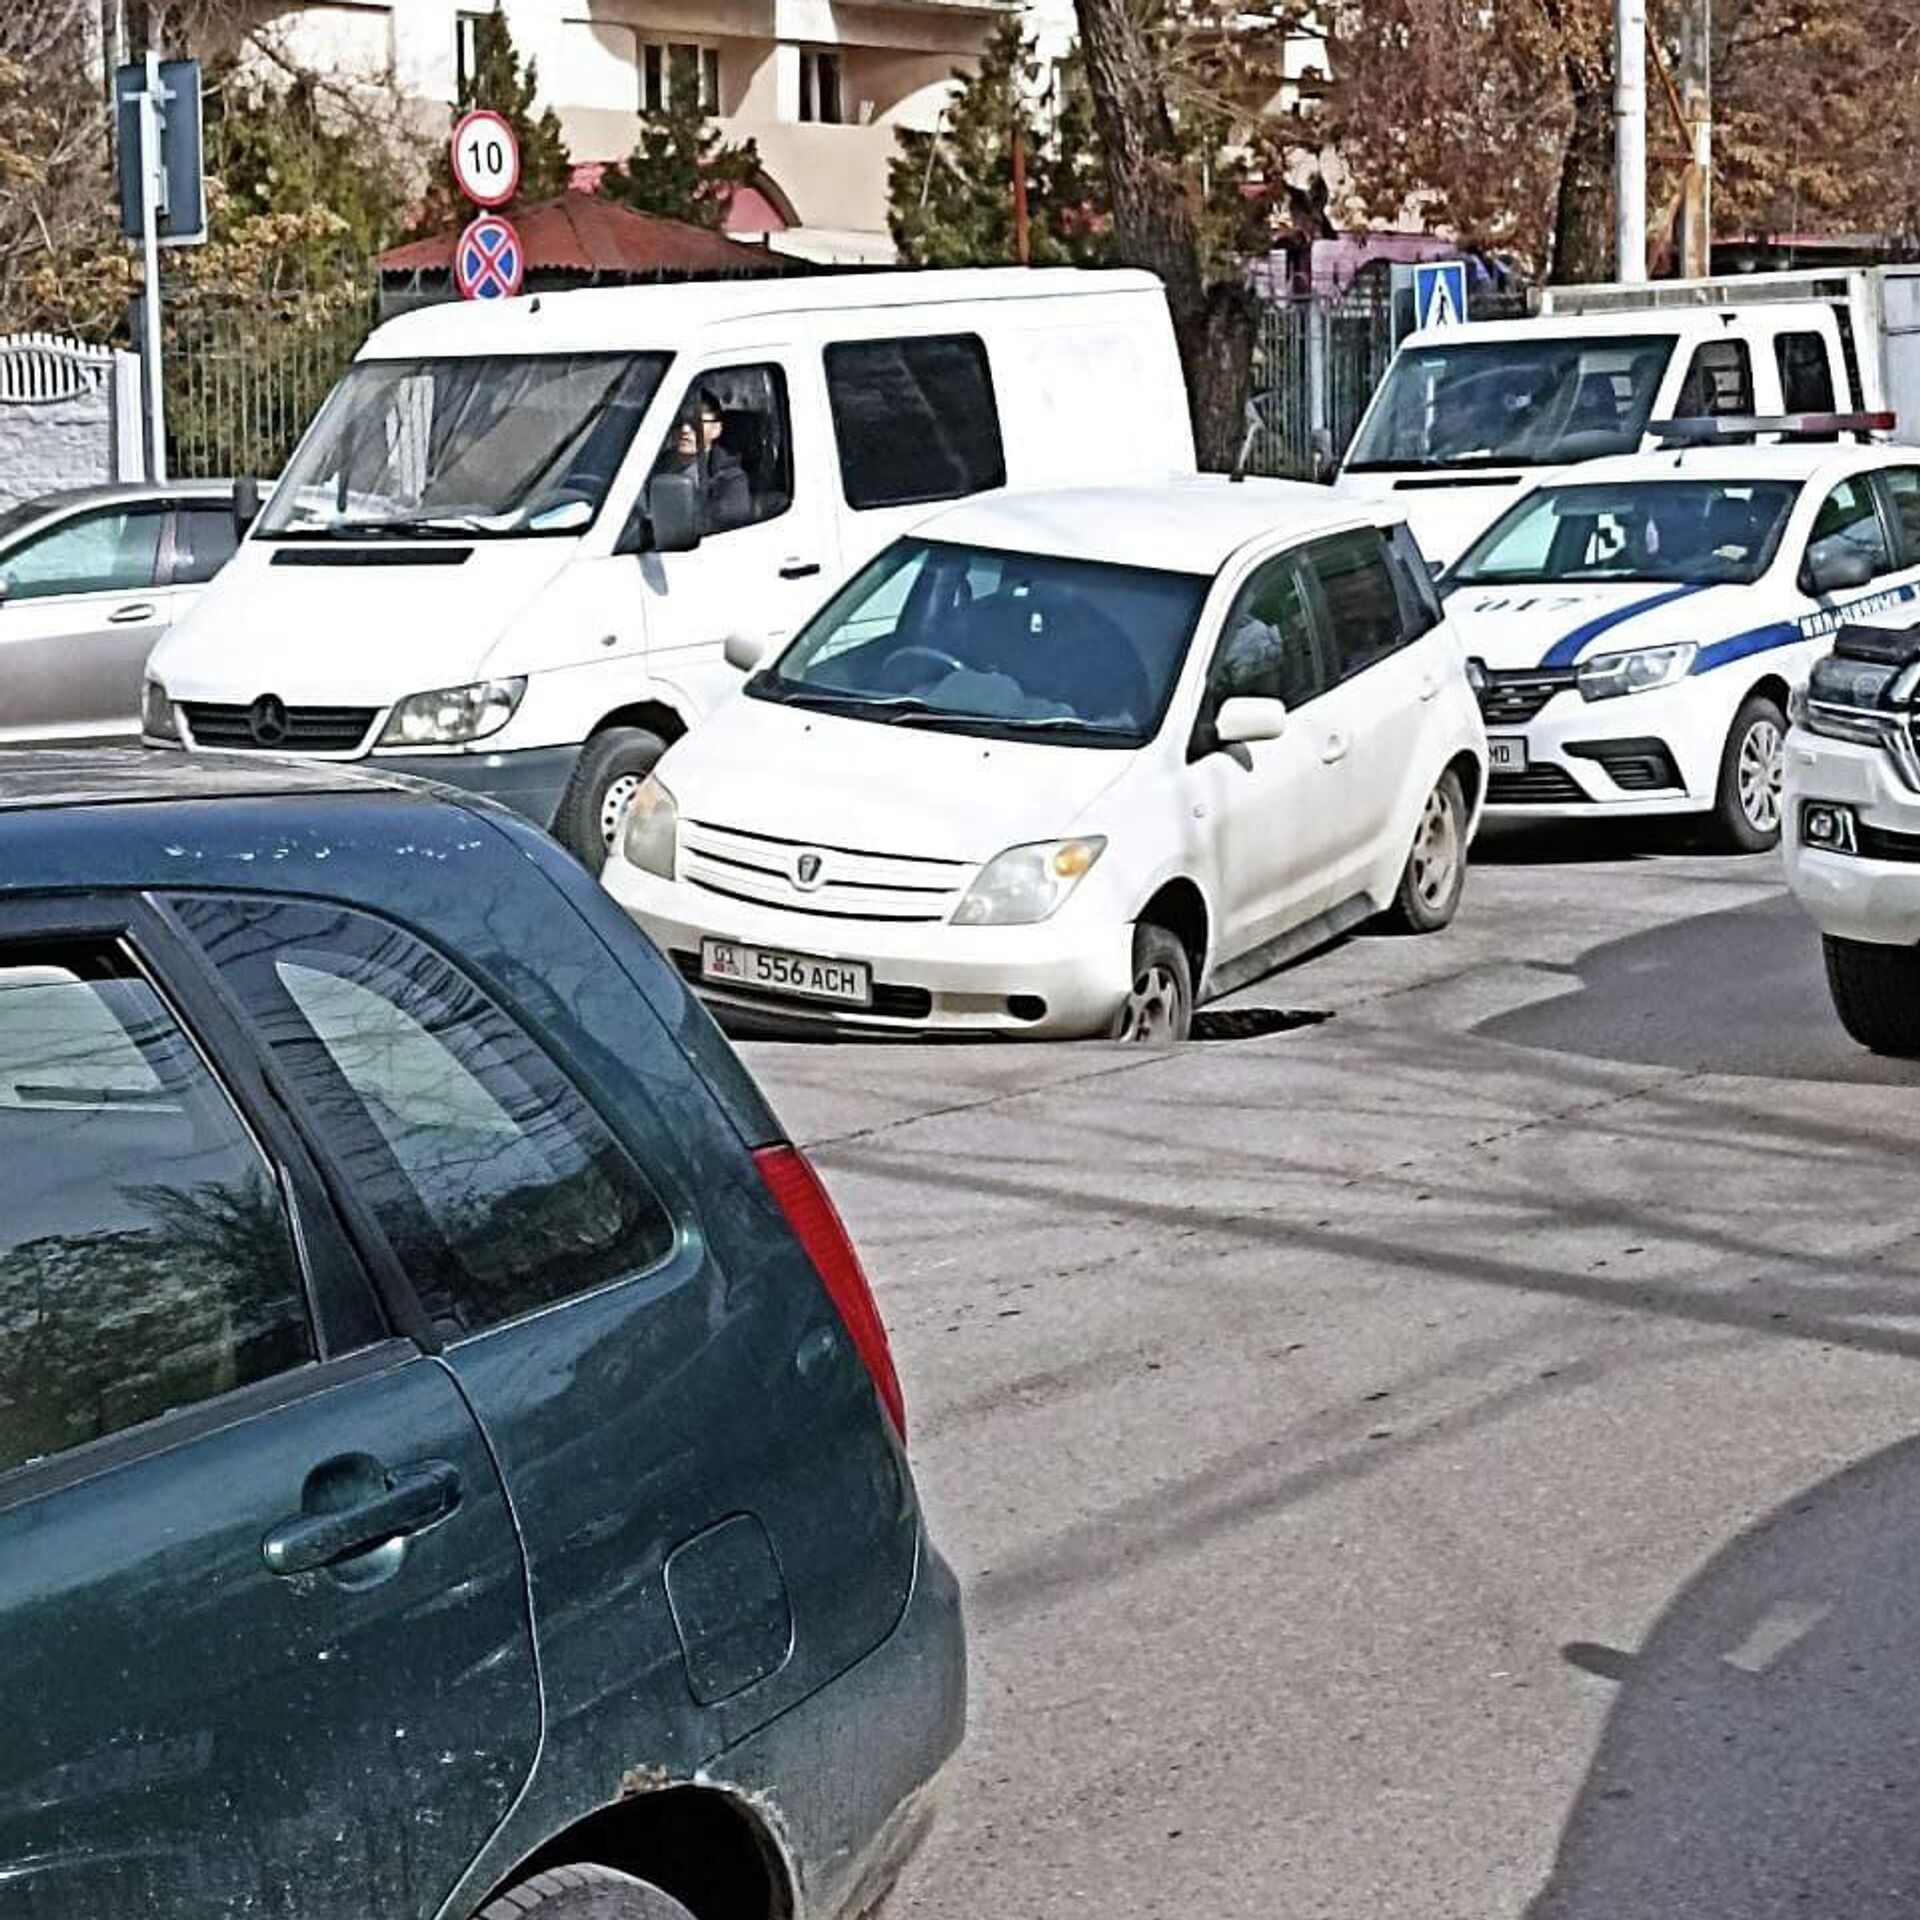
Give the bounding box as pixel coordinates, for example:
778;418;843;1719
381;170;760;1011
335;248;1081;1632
657;387;752;534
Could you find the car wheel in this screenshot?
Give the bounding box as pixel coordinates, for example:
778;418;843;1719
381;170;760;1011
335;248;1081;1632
1379;768;1468;934
553;727;670;868
1108;925;1193;1044
476;1863;698;1919
1707;693;1787;853
1822;933;1920;1055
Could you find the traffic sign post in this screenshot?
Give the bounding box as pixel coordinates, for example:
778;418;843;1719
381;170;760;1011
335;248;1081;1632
455;214;525;300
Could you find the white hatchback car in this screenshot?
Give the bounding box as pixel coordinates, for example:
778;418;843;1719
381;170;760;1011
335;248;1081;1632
1445;436;1920;849
602;479;1487;1041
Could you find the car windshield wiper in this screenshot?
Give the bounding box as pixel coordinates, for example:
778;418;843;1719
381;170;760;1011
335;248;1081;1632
889;710;1139;740
290;514;488;539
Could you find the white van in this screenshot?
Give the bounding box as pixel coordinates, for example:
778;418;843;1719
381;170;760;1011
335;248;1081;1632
1333;266;1920;568
144;268;1194;859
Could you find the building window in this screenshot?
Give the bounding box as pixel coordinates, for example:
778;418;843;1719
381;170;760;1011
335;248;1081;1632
455;10;488;95
643;42;720;114
799;48;843;124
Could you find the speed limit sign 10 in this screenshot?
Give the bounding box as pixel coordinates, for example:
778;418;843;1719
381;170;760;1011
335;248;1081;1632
451;108;521;208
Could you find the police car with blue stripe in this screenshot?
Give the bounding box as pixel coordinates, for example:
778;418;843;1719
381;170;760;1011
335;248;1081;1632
1443;415;1920;849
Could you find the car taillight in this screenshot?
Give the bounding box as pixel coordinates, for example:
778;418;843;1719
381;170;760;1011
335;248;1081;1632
753;1144;905;1440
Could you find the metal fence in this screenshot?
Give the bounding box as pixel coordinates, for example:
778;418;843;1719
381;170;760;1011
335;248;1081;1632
164;267;376;480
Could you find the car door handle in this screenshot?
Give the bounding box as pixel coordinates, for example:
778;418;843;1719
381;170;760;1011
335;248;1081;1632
108;602;156;624
1320;732;1350;764
261;1461;462;1576
778;559;822;580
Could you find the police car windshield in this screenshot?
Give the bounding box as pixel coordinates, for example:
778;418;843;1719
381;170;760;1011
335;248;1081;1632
258;352;670;539
1450;479;1801;587
1346;335;1675;471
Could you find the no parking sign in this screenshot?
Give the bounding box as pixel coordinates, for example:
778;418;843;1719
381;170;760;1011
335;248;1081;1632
454;212;524;300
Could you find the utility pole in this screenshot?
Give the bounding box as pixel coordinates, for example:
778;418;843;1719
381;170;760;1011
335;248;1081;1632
1677;0;1713;278
1614;0;1648;281
137;49;169;482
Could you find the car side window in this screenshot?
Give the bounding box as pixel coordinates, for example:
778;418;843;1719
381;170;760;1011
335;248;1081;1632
649;364;794;536
0;506;166;602
1877;468;1920;568
1807;475;1893;582
1675;340;1754;418
1206;557;1326;714
170;507;240;585
1775;332;1836;415
0;942;313;1480
1304;529;1408;680
170;897;676;1338
824;333;1006;511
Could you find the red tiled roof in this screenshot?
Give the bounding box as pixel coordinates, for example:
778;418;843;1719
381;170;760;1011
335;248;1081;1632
378;191;784;276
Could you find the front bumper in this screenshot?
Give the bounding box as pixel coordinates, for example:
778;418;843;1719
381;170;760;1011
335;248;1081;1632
1784;726;1920;945
1480;673;1732;818
367;744;582;830
603;866;1134;1039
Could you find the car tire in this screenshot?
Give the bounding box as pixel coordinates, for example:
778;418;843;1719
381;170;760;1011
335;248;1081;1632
553;727;670;868
1706;693;1787;853
1108;924;1193;1044
475;1863;698;1919
1378;768;1468;934
1822;933;1920;1055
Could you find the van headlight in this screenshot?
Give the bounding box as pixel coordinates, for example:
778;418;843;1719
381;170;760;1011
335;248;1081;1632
1576;643;1697;701
378;677;526;746
142;675;180;743
952;838;1105;927
619;775;678;878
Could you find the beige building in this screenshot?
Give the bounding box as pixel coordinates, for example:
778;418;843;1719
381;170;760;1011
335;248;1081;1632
256;0;1045;261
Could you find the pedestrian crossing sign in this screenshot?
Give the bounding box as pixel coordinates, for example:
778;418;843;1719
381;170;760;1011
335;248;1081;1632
1412;260;1468;331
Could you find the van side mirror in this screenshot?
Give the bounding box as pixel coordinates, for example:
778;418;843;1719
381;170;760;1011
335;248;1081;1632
233;476;261;534
723;631;769;673
646;469;703;554
1807;543;1876;595
1214;696;1288;746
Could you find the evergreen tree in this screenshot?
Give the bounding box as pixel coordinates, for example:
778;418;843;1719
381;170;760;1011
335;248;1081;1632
889;21;1108;269
454;4;571;201
601;49;760;229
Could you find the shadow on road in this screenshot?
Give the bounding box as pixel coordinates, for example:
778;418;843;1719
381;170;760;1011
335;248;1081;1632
1476;892;1920;1086
1474;818;1711;866
1529;1429;1920;1917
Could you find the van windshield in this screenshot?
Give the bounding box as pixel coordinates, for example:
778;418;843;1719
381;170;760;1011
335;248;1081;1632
750;538;1210;749
258;352;670;539
1449;478;1802;587
1346;334;1676;472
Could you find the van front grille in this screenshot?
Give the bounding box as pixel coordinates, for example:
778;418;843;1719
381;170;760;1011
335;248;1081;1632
182;703;377;754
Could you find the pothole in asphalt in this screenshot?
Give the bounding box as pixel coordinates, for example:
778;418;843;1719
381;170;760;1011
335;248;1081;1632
1189;1007;1333;1042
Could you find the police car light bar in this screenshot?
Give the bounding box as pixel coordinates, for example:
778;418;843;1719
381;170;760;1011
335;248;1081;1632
1650;411;1898;446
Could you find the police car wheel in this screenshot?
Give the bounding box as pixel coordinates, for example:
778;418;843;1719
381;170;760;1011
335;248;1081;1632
1822;935;1920;1056
1379;769;1468;934
554;727;670;868
1707;694;1787;853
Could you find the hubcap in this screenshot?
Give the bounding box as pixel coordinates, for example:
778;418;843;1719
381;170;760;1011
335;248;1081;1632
1410;785;1462;910
1738;716;1785;832
1117;964;1182;1043
599;771;645;848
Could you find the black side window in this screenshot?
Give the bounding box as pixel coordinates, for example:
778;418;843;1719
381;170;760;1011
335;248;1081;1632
1775;332;1836;415
1305;529;1408;679
0;942;312;1479
649;364;794;535
1207;557;1326;712
1384;521;1443;639
1880;468;1920;568
171;507;240;585
824;334;1006;510
1807;475;1892;583
171;898;675;1338
1675;340;1755;417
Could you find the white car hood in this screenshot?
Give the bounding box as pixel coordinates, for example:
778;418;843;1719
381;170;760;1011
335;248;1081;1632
659;694;1137;864
1443;578;1746;671
152;541;577;702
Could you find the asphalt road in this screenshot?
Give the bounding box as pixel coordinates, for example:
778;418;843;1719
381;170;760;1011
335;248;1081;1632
744;822;1920;1920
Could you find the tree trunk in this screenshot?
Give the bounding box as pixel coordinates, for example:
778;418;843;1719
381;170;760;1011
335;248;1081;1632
1551;57;1614;282
1071;0;1257;467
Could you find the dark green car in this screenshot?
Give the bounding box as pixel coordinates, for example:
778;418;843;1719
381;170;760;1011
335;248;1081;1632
0;749;964;1920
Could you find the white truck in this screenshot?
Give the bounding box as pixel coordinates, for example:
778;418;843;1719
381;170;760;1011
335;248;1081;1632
1334;266;1920;566
144;268;1195;862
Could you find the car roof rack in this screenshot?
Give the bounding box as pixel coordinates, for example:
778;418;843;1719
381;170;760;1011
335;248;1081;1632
1649;411;1897;447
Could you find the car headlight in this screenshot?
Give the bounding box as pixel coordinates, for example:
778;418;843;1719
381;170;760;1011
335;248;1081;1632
377;677;526;747
952;838;1105;927
142;675;179;743
619;775;678;879
1576;643;1697;701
